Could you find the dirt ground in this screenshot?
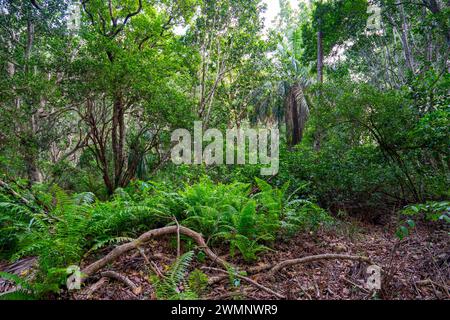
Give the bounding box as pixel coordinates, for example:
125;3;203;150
67;217;449;300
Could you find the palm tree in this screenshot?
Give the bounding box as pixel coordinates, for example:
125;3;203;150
253;26;311;148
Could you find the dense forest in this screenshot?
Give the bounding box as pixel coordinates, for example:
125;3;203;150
0;0;448;301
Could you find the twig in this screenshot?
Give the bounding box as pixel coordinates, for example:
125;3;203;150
382;240;401;297
424;246;450;298
101;271;141;295
173;216;181;259
416;279;450;298
83;277;109;299
202;267;286;299
312;276;320;299
269;254;373;275
137;247;165;278
343;277;370;293
293;278;313;300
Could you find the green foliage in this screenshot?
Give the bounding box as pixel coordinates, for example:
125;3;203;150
171;177;330;261
0;272;36;300
177;177;277;261
188;269;209;296
282;199;334;236
281;81;449;212
0;0;448;302
301;0;368;67
396;201;449;239
395;219;416;240
0;182;170;296
151;251;198;300
0;177;331;296
402;201;450;223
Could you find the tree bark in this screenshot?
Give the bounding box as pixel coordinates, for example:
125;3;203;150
317;26;324;84
23;18;42;184
285;84;309;147
112;92;126;190
397;2;415;72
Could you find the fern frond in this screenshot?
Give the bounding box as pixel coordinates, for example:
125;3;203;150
86;237;135;255
152;251;197;300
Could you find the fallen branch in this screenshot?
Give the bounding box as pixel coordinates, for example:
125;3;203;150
81;226;230;281
208;292;253;300
416;279;450;298
207;253;373;285
202;267;286;299
269;254;373;275
101;271;141;295
137;247;165;278
83;277;109;299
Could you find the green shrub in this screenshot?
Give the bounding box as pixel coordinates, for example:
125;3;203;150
396;201;450;239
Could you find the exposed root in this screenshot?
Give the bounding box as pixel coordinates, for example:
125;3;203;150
81;226;230;281
268;253;373;276
207;254;373;286
80;226;374;300
101;271;141;295
83;277;109;299
202;267;286;299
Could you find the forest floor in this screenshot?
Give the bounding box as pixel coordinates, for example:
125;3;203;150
1;216;449;300
71;217;449;300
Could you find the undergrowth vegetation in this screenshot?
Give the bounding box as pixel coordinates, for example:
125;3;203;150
0;0;448;302
0;176;332;298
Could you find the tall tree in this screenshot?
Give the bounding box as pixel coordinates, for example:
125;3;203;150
0;0;76;183
189;0;266;128
76;0;197;194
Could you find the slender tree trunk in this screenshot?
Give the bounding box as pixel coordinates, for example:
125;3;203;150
422;0;450;47
317;26;324;84
397;2;415;72
422;8;434;65
315;21;324;150
112;92;126;189
23;18;42;184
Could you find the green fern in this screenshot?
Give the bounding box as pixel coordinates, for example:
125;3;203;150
86;236;135;255
151;251;198;300
188;269;209;296
0;272;36;300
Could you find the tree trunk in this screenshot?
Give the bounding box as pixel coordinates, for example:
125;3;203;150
24;150;43;184
285;84;309;148
422;0;450;47
112;92;126;189
398;2;415;72
317;27;324;84
23;18;42;184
